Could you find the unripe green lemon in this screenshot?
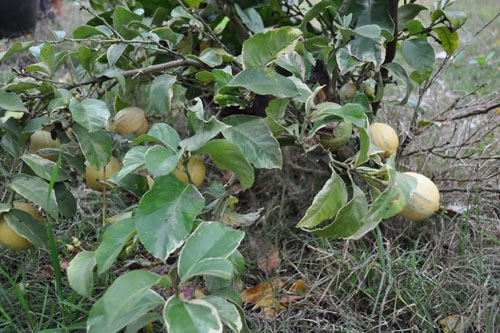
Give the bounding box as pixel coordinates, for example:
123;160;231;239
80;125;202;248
319;121;353;151
339;82;357;100
400;172;440;221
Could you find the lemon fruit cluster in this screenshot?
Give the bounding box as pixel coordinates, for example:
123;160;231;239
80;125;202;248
0;202;45;250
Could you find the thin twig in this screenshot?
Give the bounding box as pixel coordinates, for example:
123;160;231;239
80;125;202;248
27;58;204;100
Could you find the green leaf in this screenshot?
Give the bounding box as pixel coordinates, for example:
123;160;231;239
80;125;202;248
113;173;149;197
3;209;48;249
353;25;381;39
124;313;162;333
145;146;181;177
99;69;126;94
8;174;59;218
296;170;348;229
163;296;222;333
311;184;368;238
434;26;458;55
73;124;112;169
203;296;244;333
432;9;467;31
187;48;226;67
134;123;180;151
114;146;148;180
222;115;282;169
73;25;108;38
347;0;394;38
107;43;128;67
53;182;77;219
242;27;302;69
311;102;368;132
223;67;299;98
401;39;435;73
348;36;386;69
299;0;339;32
264;98;289;137
78;45;99;73
96;218;136;275
0;41;35;62
21;154;69;182
198;139;254;190
354;127;370;167
69;98;110;132
336;47;363;75
150;74;176;114
67;251;96;298
39;45;56;75
348;168;416;240
2;79;39;93
382;62;414;105
0;90;28;112
87;271;164;333
398;4;428;31
275;51;306;80
180;117;230;152
443;10;467;31
112;6;142;40
136;175;205;261
178;222;245;283
184;0;204;7
235;4;264;34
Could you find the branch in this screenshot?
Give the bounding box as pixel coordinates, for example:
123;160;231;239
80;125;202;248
29;58;205;99
446;101;500;121
440;187;500;194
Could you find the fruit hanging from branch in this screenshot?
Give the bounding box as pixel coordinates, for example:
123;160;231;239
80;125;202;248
368;122;399;158
85;156;122;191
113;107;149;137
173;155;206;187
399;172;440;221
0;202;45;250
28;130;61;161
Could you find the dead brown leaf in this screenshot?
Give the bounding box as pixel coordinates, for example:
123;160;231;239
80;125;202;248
248;234;280;275
439;314;468;333
240;276;307;318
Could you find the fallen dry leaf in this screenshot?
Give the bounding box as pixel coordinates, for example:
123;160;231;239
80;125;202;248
439;314;468;333
241;277;284;305
241;276;307;318
248;234;280;275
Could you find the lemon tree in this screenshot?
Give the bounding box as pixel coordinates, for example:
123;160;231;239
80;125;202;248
0;0;465;331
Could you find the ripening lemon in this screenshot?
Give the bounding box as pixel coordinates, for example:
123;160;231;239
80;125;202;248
173;155;206;187
400;172;440;221
0;202;45;250
85;156;122;191
368;122;399;158
28;130;61;161
114;107;149;137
